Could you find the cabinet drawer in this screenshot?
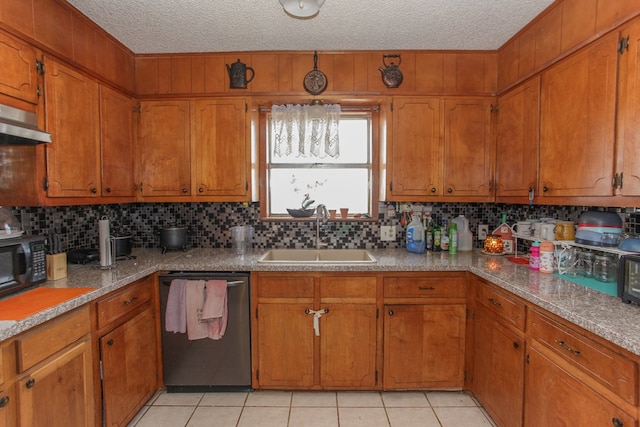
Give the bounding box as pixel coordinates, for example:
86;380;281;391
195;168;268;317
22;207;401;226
528;310;637;405
320;276;376;298
257;275;314;299
96;277;153;329
16;306;90;372
475;282;525;331
384;275;466;298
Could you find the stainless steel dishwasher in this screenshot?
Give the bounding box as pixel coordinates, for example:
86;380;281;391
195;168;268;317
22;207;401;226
159;272;251;392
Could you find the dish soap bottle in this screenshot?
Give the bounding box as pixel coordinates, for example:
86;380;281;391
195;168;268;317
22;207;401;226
440;218;450;251
406;215;425;254
449;222;458;254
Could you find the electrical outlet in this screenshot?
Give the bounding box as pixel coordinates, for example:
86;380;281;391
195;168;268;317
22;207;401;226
381;225;396;241
478;224;488;240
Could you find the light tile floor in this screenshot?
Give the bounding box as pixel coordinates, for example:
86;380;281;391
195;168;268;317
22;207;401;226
128;390;497;427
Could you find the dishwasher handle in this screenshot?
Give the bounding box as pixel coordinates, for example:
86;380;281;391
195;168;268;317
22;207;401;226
160;276;248;288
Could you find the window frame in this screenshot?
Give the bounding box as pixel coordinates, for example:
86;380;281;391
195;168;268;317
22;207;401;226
258;101;381;221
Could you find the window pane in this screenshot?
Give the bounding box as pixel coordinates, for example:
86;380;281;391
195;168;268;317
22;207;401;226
269;168;370;214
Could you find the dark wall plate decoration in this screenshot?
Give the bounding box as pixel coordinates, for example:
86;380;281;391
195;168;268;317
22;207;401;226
304;51;327;95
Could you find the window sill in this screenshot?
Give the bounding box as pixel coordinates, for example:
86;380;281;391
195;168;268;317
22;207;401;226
260;215;377;223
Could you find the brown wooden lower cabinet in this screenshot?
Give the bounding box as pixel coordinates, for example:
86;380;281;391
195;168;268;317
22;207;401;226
383;304;466;389
524;345;636;427
472;305;524;427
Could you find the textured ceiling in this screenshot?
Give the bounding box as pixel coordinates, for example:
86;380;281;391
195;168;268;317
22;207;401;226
66;0;555;54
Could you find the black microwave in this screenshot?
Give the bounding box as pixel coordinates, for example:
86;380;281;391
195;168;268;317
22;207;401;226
618;254;640;304
0;234;47;298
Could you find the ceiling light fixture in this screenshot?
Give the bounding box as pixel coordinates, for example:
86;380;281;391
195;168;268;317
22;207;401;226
279;0;326;18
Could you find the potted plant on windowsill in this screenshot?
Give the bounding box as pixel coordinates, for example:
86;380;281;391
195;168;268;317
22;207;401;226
287;194;316;217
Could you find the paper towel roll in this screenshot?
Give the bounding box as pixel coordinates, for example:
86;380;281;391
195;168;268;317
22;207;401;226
99;218;112;267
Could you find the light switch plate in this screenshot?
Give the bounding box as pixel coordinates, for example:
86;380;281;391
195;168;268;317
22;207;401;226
478;224;488;240
381;225;396;241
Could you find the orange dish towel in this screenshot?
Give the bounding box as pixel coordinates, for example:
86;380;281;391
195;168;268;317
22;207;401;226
202;280;228;340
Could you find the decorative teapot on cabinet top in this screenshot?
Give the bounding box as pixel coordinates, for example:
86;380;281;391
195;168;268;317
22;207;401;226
378;54;403;88
226;59;255;89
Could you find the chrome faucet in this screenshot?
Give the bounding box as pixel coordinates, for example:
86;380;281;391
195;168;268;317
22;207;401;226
315;204;328;249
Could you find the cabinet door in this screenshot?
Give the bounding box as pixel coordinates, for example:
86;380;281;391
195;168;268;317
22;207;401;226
495;77;540;201
524;345;636;427
473;306;524;427
0;384;16;427
100;85;136;198
44;58;101;197
101;308;157;427
256;303;314;388
618;18;640;196
539;32;618;198
18;338;94;427
0;30;39;104
192;98;250;199
384;304;465;389
443;97;494;199
139;100;190;197
388;97;442;198
320;304;377;388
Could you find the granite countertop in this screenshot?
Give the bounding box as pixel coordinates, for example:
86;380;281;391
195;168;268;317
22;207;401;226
1;248;639;359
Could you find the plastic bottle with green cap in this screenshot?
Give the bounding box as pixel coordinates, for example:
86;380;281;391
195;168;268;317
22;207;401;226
449;222;458;254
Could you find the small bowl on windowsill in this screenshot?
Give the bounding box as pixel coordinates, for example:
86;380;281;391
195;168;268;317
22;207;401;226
287;208;316;218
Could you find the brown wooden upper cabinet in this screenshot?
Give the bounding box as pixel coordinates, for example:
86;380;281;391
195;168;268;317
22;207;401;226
138;100;191;199
539;31;618;199
0;30;41;105
191;98;251;200
495;76;540;203
387;96;494;201
44;58;101;198
99;86;137;198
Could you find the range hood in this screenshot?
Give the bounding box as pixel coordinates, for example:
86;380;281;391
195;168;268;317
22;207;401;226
0;103;51;145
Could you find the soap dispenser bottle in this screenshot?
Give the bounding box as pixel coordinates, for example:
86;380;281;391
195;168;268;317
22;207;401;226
406;214;425;254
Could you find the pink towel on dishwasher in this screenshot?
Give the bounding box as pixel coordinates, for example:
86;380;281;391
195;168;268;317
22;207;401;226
202;280;228;340
165;279;187;333
185;280;210;340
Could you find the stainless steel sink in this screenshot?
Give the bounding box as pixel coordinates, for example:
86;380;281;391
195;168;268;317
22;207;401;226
258;249;376;264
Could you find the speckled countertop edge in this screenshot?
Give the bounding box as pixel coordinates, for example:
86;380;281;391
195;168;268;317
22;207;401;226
1;248;639;358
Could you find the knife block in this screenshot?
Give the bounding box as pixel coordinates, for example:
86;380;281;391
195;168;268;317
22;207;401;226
46;252;67;280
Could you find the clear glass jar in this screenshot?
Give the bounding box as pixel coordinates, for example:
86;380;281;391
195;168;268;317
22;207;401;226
581;251;595;278
593;254;617;282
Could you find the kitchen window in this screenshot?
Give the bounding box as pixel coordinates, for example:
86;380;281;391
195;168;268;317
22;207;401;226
259;105;380;219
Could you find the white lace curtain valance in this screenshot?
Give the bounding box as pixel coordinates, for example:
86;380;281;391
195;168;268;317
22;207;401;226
272;103;341;159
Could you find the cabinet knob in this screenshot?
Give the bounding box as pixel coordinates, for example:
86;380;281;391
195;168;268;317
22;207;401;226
513;342;520;349
107;339;114;346
105;187;112;193
0;395;9;408
612;418;624;427
181;188;188;194
447;188;453;193
543;186;549;193
25;378;35;389
90;187;97;194
430;187;436;193
388;309;394;316
199;188;204;193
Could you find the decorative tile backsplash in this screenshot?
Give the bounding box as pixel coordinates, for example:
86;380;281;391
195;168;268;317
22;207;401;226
8;202;639;253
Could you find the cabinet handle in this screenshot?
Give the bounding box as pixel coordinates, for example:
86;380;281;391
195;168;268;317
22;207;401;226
107;339;114;346
123;296;138;305
431;187;436;193
25;378;35;389
199;188;204;193
418;286;435;291
488;298;501;307
612;418;624;427
105;187;112;193
90;187;97;194
555;340;580;356
0;395;9;408
447;188;453;193
388;309;394;316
